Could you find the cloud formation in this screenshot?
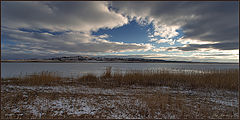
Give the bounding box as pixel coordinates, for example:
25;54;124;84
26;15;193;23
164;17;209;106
111;1;239;50
2;1;128;32
173;43;238;51
2;1;238;62
2;1;153;59
2;27;153;59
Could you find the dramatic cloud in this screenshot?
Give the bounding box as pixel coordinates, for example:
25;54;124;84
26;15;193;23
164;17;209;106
111;1;239;50
2;27;153;59
174;43;238;51
2;1;128;32
2;1;154;59
1;1;238;62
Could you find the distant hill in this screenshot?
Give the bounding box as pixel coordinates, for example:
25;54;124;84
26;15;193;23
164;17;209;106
46;55;192;63
2;55;236;64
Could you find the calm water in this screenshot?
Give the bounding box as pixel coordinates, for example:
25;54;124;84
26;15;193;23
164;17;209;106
1;63;239;78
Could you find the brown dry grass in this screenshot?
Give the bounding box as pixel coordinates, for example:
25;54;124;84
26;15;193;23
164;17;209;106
77;67;238;91
135;91;189;118
2;67;239;90
2;86;237;119
2;71;62;86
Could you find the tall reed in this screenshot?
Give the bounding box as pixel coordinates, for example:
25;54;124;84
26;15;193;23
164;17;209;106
3;71;62;86
3;68;238;90
78;68;239;90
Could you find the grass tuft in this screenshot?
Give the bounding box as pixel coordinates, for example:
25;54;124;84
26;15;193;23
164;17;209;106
2;71;62;86
77;68;239;91
2;68;239;90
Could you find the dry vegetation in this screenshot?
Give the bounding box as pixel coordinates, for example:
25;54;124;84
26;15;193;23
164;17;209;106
2;67;238;90
2;71;63;86
1;84;238;119
1;67;239;119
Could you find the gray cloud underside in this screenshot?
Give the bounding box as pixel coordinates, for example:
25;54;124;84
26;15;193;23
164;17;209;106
2;1;128;31
2;27;151;56
2;1;152;59
170;42;239;51
1;1;239;60
198;54;238;57
111;1;239;50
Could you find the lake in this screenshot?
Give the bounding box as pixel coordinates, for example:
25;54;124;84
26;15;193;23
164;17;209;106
1;62;239;78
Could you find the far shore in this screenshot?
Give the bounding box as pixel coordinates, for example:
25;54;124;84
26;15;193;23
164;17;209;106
1;60;238;64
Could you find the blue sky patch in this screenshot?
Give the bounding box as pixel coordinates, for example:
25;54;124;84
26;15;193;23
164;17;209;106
92;20;153;44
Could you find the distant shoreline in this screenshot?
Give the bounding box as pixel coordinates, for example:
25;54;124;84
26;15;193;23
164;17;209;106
1;60;238;64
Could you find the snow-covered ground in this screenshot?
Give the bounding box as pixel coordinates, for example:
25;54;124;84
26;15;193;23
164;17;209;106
1;84;239;119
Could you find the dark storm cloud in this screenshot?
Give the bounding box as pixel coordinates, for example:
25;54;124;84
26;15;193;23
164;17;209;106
181;2;238;43
200;54;238;57
173;42;239;51
2;1;128;31
111;1;239;50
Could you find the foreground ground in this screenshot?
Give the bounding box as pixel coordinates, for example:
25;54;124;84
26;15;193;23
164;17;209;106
1;84;238;119
1;69;239;119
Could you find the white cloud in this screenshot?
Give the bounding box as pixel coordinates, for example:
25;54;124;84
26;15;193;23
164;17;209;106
177;38;219;45
2;1;238;62
111;1;238;50
98;34;110;39
2;1;155;59
149;38;157;42
148;35;154;38
155;38;176;45
152;47;168;52
152;23;180;39
2;1;128;32
2;27;153;58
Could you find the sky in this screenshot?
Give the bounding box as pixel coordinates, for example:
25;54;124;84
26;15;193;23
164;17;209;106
1;1;239;63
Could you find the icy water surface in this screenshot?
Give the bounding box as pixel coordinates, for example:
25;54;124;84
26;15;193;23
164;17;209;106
1;62;238;78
